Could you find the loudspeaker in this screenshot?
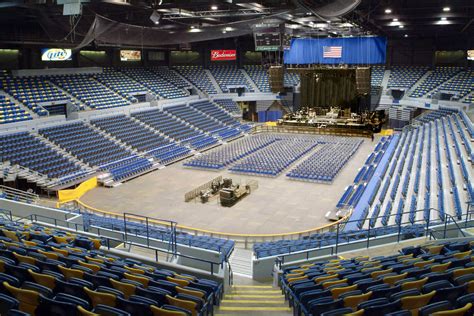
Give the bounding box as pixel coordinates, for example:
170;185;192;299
355;67;371;95
268;66;284;93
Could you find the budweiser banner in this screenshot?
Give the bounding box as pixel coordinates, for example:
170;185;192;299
211;50;237;61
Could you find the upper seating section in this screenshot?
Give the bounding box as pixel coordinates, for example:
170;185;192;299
93;70;148;103
371;65;385;87
0;132;87;183
281;240;474;316
189;100;240;127
50;74;130;110
243;65;271;92
120;68;189;99
410;67;462;98
131;108;217;150
151;67;190;89
284;71;300;87
387;66;428;89
1;76;75;116
174;66;217;95
431;70;474;100
0;217;223;316
90;114;190;164
213;99;241;115
0;95;32;124
209;65;254;93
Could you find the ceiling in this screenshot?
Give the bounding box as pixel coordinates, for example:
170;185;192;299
0;0;472;47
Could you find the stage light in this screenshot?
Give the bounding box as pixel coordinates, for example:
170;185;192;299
211;5;218;10
443;7;450;12
385;8;392;14
150;11;161;25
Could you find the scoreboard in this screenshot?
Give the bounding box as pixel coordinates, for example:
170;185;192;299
254;32;281;51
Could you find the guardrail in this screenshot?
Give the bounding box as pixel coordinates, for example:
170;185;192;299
0;185;39;204
252;124;373;138
274;208;471;268
14;212;225;276
62;198;354;249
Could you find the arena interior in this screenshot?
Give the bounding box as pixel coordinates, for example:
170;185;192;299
0;0;473;315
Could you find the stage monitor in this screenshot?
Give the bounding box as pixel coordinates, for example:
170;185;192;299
210;50;236;61
468;50;474;61
120;50;141;61
41;48;72;61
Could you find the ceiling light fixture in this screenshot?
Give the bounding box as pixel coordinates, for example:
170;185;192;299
441;17;447;21
443;7;450;12
385;8;392;14
404;34;408;37
399;25;404;28
211;5;218;10
392;18;398;22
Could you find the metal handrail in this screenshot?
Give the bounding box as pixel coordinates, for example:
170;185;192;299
273;207;472;267
14;212;225;275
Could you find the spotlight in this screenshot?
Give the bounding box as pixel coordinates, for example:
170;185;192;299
385;8;392;14
443;7;450;12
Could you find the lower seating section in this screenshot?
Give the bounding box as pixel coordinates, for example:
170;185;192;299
174;66;217;95
208;65;253;93
94;70;149;103
82;212;235;259
50;74;130;110
131;108;218;150
229;135;318;177
1;76;75;116
189;100;240;127
165;104;238;140
410;67;462;98
0;95;31;124
0;218;223;316
183;134;277;170
0;132;87;183
281;240;474;316
464;93;474;104
120;68;189;99
213;99;241;115
287;138;363;183
90;115;190;164
387;66;428;89
39;122;152;181
243;65;270;92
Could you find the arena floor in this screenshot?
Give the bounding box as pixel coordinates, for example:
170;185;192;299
81;134;379;234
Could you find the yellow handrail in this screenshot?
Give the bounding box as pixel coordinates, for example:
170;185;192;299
65;198;352;239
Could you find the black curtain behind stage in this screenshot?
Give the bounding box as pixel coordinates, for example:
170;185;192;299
289;67;369;111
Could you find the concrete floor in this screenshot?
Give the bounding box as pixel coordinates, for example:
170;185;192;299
81;134;377;235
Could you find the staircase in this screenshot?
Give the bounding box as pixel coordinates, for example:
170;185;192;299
240;69;260;93
216;284;291;315
204;69;223;94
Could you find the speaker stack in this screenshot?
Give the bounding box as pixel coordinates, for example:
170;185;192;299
268;66;284;93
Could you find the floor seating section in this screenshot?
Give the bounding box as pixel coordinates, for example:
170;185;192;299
208;66;254;93
164;103;240;141
90;115;190;164
243;65;271;92
130;108;218;150
387;66;429;89
410;67;462;98
49;74;130;110
93;70;148;103
371;65;385;96
1;76;78;116
81;212;235;258
286;138;363;183
120;68;189;99
429;70;474;101
280;240;474;316
213;99;241;115
0;218;223;316
173;66;217;95
253;108;473;259
0;132;88;185
0;95;32;124
39;122;152;181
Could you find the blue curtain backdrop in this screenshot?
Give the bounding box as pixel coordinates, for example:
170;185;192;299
284;36;387;65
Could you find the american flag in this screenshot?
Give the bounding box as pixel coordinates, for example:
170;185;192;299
323;46;342;58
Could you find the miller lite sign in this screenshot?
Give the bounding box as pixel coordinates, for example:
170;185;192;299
210;50;237;61
41;48;72;61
